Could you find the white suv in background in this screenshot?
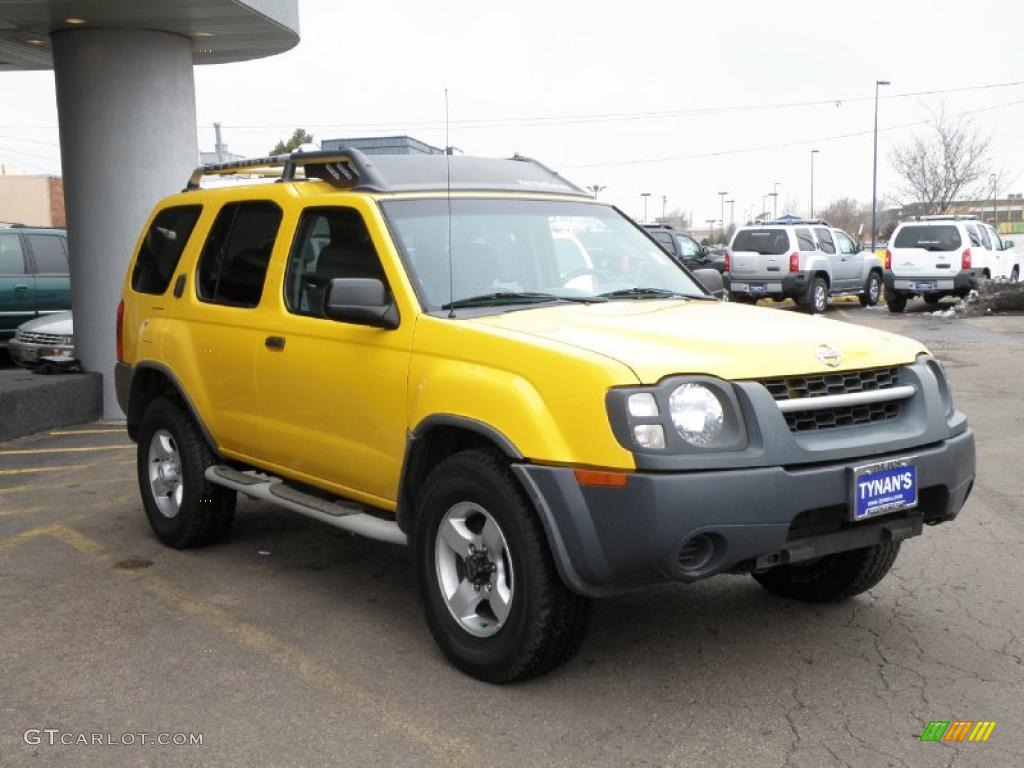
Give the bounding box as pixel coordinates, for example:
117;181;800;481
883;215;1019;312
725;219;884;313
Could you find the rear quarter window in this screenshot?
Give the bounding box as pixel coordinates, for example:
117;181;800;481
731;228;790;255
132;205;203;294
893;225;961;251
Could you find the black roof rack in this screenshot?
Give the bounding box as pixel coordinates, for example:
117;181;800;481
185;148;386;191
900;214;979;222
755;217;831;226
184;148;589;197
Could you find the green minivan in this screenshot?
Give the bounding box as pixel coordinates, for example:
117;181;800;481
0;225;71;343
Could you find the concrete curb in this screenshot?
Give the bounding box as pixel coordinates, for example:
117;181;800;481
0;370;103;441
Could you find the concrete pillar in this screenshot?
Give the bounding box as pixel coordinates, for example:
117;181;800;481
52;30;198;418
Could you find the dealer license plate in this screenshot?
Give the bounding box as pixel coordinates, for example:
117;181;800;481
850;457;918;521
16;347;38;363
914;281;937;292
748;284;767;295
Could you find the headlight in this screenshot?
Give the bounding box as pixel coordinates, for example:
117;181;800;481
669;383;724;446
606;376;747;455
60;335;74;345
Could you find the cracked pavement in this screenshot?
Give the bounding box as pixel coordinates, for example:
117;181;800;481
1;302;1021;767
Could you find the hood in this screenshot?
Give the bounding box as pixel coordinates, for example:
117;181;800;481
18;310;73;335
470;301;924;383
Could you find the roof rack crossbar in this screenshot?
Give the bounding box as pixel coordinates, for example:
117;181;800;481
185;148;385;191
901;213;979;221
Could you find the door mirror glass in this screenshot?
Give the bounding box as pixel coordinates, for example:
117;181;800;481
324;278;399;329
700;245;710;257
1004;239;1015;250
691;268;724;297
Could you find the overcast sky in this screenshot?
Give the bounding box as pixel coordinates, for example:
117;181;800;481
2;0;1022;226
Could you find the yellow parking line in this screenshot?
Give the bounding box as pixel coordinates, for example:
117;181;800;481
0;445;133;456
0;464;90;476
2;523;478;767
49;428;126;435
2;476;130;494
0;506;48;518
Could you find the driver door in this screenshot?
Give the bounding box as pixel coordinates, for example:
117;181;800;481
832;230;862;289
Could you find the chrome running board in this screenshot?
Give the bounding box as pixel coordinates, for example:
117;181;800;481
204;465;407;546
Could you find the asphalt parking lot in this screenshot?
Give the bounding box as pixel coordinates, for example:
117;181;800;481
2;301;1023;768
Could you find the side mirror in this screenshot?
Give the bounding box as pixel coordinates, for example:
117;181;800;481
700;246;710;257
856;241;865;253
324;278;399;329
1005;239;1015;250
691;268;724;297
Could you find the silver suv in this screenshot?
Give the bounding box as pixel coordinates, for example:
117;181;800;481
726;219;884;313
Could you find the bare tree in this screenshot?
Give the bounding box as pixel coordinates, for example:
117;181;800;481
659;206;690;230
818;197;870;237
890;108;991;214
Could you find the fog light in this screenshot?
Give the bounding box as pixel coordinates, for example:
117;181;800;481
676;534;715;572
633;424;665;450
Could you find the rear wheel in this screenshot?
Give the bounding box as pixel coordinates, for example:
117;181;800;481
859;272;882;307
752;542;901;602
806;277;828;314
415;450;591;683
136;398;235;548
1011;266;1019;283
885;291;907;313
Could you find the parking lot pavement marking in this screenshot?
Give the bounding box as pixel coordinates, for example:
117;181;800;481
1;523;479;768
0;505;48;518
1;476;130;494
48;428;127;435
0;464;90;476
0;445;134;456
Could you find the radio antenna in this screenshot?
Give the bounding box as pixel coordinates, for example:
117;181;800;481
445;88;455;319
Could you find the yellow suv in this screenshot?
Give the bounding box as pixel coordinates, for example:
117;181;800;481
116;150;975;682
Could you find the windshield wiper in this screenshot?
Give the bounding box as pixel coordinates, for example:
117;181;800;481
598;287;710;301
442;291;603;309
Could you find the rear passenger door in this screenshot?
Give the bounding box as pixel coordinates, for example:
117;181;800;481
0;232;35;336
24;233;71;314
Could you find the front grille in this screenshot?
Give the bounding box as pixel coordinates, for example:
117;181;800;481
761;366;900;401
17;331;65;345
759;366;904;433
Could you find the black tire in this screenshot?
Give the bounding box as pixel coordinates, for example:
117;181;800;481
414;449;591;683
1011;266;1019;283
859;271;883;307
752;542;901;603
885;291;907;313
806;276;828;314
136;397;236;548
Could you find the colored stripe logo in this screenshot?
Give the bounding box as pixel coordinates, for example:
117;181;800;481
920;721;996;742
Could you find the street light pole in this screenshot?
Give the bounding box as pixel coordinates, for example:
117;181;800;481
772;182;780;218
761;195;768;220
717;191;728;242
640;192;651;223
587;184;606;199
810;149;819;218
662;195;667;222
871;79;890;250
991;173;998;229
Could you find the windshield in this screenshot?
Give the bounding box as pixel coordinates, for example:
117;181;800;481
380;198;705;310
893;225;962;251
731;228;791;255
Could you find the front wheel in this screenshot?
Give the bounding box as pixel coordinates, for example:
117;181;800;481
859;272;882;307
1011;266;1020;283
136;398;235;548
415;450;591;683
752;542;901;602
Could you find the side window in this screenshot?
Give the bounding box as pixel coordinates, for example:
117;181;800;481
0;233;26;274
197;202;281;308
977;225;992;250
652;232;674;252
677;235;700;258
966;225;982;247
132;206;202;294
26;234;69;274
284;207;385;317
834;231;856;255
814;227;836;254
795;228;816;252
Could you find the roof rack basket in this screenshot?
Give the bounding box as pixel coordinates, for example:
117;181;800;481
185;148;386;191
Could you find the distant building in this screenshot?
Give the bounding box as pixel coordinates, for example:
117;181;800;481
891;194;1024;234
199;148;246;165
0;174;65;227
321;135;445;156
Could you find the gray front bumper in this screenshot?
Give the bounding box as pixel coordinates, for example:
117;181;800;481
514;429;975;596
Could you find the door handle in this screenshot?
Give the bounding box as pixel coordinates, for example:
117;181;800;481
265;336;286;350
14;284;29;291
